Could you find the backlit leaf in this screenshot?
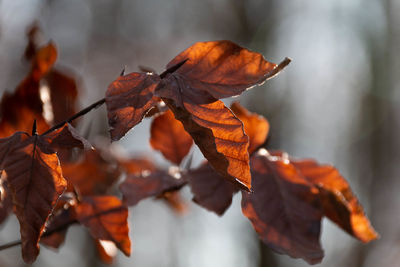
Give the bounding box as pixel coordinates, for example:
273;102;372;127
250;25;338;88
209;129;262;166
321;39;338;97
230;102;269;154
164;99;251;190
291;157;378;243
150;110;193;165
75;196;130;256
106;72;161;140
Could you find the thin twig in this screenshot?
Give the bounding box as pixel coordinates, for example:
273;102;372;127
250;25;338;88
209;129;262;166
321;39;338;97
41;98;106;136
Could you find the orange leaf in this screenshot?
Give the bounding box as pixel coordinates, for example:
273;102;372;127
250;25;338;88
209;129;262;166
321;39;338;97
165;99;251;190
62;150;121;196
105;73;161;140
75;196;130;256
242;151;324;264
156;41;284;102
186;162;238;216
95;239;116;264
150;110;193;165
230;102;269;154
291;156;378;243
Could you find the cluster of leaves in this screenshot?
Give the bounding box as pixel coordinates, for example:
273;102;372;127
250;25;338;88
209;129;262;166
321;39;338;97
0;26;378;265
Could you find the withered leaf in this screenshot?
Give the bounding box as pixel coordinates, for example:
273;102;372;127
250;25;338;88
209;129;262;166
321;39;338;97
160;191;188;215
45;69;79;124
156;40;286;104
230;102;269;154
62;150;120;196
40;208;75;249
0;180;12;224
150;110;193;165
165;99;251;190
120;170;185;206
186;162;238;216
75;196;130;256
43;123;92;151
242;151;324;264
118;157;156;175
105;72;161;140
0;132;67;263
291;156;378;243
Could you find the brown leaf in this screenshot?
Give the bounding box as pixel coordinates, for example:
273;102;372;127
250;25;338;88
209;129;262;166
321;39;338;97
156;41;285;104
186;162;238;216
230;102;269;154
40;208;75;249
62;150;121;196
0;132;67;263
120;170;185;206
164;99;251;190
242;151;323;264
75;196;130;256
150;110;193;165
290;156;378;243
0;180;12;224
44;69;79;124
105;72;161;140
160;191;188;215
43;123;92;151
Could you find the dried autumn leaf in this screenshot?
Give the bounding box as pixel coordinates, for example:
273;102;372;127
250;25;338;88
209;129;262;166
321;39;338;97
43;123;92;151
290;156;378;243
105;73;161;140
95;239;117;264
186;162;238;216
0;180;12;224
160;191;188;215
40;208;75;249
118;157;156;175
150;110;193;165
242;151;324;264
0;132;66;263
31;42;57;79
120;170;185;206
75;196;130;256
156;40;289;104
165;99;251;190
230;102;269;154
45;69;79;124
62;150;120;196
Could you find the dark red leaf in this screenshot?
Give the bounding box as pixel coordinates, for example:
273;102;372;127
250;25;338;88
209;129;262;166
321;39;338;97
186;162;238;216
119;170;185;206
105;72;161;140
75;196;130;256
242;151;324;264
150;110;193;165
230;102;269;154
43;123;92;151
40;208;75;249
0;132;67;263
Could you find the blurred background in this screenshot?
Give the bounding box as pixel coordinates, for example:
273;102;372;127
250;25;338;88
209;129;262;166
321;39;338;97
0;0;398;266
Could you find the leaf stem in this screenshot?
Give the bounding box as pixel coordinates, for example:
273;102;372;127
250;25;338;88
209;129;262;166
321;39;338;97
41;98;106;136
